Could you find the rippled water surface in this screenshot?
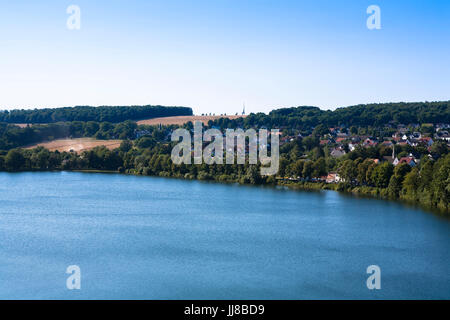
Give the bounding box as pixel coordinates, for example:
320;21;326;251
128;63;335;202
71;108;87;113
0;172;448;299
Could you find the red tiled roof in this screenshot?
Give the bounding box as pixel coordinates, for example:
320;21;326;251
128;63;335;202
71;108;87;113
399;157;415;164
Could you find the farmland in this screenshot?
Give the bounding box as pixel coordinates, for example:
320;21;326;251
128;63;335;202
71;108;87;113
137;115;246;126
25;138;122;153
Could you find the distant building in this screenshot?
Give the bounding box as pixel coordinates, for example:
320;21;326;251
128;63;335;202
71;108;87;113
330;148;346;158
397;140;411;146
383;145;399;165
439;133;450;142
383;156;399;166
326;172;341;183
336;132;349;138
336;137;347;143
418;137;433;147
398;156;417;167
135;129;151;139
348;143;357;151
363;138;378;147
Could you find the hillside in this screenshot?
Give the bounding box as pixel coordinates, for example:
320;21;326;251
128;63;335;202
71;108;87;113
0;105;193;124
137;115;246;126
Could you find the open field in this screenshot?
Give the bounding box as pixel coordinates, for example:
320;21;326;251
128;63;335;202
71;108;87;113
25;138;122;152
13;115;246;128
137;115;246;126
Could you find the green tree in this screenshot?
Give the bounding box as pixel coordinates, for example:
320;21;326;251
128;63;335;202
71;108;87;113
371;162;394;188
136;137;156;149
393;163;411;184
278;157;290;177
302;161;314;179
357;159;372;185
388;175;402;198
291;160;305;178
430;154;450;210
5;149;25;171
119;140;133;152
339;159;357;184
312;158;327;178
402;167;420;200
430;140;448;158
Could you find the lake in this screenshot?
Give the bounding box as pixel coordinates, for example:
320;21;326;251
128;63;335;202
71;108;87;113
0;171;449;299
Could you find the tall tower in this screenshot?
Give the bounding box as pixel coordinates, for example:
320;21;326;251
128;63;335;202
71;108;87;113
242;102;246;115
392;144;395;159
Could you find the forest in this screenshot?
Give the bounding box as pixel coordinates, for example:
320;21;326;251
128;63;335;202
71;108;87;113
206;101;450;130
0;105;192;123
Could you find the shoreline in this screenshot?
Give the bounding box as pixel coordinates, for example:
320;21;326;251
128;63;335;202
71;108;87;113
2;168;448;218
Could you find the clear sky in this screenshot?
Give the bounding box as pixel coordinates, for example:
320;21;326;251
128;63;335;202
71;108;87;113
0;0;449;115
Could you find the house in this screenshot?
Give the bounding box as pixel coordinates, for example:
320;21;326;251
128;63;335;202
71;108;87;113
336;137;348;143
330;148;346;158
418;137;433;147
397;140;411;146
348;143;357;151
363;138;378;147
410;132;422;139
383;156;399;165
436;123;450;130
280;135;295;145
336;132;349;138
398;127;408;134
320;139;332;146
135;129;151;139
398;156;417;167
383;145;399;165
326;172;341;183
438;133;450;142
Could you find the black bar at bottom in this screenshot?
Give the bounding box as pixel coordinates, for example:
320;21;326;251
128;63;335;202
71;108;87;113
0;300;447;318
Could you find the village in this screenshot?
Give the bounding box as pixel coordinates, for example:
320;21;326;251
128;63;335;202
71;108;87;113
261;121;449;183
133;118;450;185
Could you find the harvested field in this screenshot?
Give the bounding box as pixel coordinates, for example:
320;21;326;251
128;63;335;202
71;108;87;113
14;114;246;128
25;138;122;152
137;115;246;126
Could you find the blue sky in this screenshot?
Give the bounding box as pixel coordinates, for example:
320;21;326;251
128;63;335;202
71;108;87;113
0;0;449;115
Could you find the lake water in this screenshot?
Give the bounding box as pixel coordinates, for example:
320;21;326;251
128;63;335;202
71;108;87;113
0;171;448;299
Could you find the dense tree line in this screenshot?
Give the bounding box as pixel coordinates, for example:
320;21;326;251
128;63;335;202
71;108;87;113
0;105;192;123
208;101;450;130
0;135;448;213
0;146;123;172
